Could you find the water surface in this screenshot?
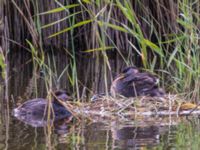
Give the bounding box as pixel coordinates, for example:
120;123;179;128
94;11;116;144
1;113;200;150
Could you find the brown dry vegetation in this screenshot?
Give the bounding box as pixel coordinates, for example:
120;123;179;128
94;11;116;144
0;0;200;100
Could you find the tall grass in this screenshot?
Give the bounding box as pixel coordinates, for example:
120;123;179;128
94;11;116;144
164;0;200;100
77;0;200;100
3;0;200;100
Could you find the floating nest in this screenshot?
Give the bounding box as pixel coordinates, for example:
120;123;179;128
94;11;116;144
60;94;200;122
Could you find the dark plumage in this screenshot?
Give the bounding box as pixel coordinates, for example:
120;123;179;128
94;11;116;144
13;90;72;127
110;67;165;97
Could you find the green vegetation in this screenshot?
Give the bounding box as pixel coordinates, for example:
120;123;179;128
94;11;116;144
1;0;200;100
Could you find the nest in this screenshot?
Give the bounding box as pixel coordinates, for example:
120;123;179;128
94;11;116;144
60;94;200;123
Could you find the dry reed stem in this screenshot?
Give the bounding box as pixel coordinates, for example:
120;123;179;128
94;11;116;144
60;94;200;122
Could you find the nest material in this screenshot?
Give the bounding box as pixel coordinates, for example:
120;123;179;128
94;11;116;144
60;94;200;121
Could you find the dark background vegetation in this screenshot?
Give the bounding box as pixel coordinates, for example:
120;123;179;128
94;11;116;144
0;0;200;100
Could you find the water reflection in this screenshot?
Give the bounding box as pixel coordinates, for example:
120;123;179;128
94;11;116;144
112;126;160;149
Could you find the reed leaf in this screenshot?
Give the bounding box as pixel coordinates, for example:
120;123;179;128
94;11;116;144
97;21;128;33
48;19;93;38
143;39;163;57
38;4;80;15
41;11;82;29
84;46;114;52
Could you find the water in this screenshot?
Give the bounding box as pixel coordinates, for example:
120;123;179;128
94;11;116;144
1;113;200;149
1;53;200;150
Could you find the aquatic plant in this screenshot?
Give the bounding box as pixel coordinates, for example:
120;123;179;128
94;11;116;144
1;0;199;100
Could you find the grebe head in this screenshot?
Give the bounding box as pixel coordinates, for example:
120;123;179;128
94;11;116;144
122;66;139;75
54;89;70;102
